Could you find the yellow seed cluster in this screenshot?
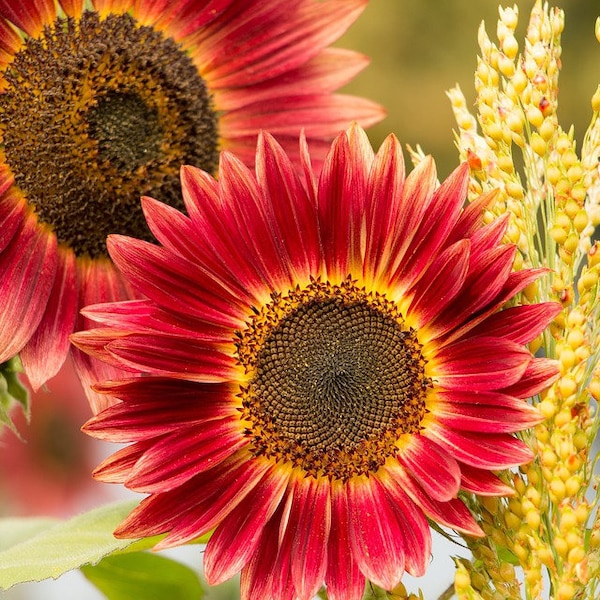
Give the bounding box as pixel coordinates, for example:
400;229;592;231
453;559;485;600
449;2;600;599
463;495;522;600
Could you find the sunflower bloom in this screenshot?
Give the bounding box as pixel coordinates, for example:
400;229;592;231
0;0;383;410
74;125;559;599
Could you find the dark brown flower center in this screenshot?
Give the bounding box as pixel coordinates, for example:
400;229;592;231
0;11;218;258
237;278;430;480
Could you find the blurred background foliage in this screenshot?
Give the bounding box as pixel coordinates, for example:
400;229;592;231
338;0;600;178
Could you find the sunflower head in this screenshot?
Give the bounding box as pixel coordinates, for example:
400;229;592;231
0;0;384;398
75;125;559;599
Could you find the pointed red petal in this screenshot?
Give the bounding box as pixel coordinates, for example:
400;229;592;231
391;162;469;291
347;477;405;590
240;513;281;600
317;125;373;277
20;247;77;389
376;470;432;577
383;462;483;536
153;458;269;549
256;131;321;277
0;0;56;36
468;302;561;345
397;435;460;501
363;133;405;280
433;393;543;433
289;477;331;600
502;357;559;398
433;337;531;391
459;464;514;496
0;184;24;253
325;484;365;600
125;418;245;493
105;332;235;381
107;234;246;328
0;215;57;363
72;256;136;413
204;466;288;585
407;239;470;328
424;423;534;469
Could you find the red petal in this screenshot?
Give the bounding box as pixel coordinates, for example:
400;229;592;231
204;466;288;585
92;376;235;405
0;0;55;36
82;298;229;343
424;423;534;469
460;464;514;496
502;357;559;398
0;215;57;363
376;471;432;577
220;94;384;140
433;392;543;433
72;255;136;413
180;164;277;296
125;417;245;492
150;456;270;549
84;385;236;442
114;455;255;540
91;439;154;483
391;162;469;291
240;512;281;600
446;190;498;243
0;185;24;253
433;337;531;391
218;150;300;289
468;302;561;345
202;0;367;86
289;477;331;600
216;47;370;111
132;0;232;39
440;267;549;345
382;157;438;288
347;477;405;590
397;435;460;502
256;131;322;277
20;247;77;389
317;125;373;278
383;462;483;536
325;484;365;600
363;133;405;280
105;332;235;381
107;234;246;328
407;240;470;328
429;244;516;337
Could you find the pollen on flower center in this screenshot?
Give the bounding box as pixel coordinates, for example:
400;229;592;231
0;11;218;258
236;277;431;480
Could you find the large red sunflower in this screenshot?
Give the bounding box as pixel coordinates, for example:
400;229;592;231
0;0;383;411
74;125;559;599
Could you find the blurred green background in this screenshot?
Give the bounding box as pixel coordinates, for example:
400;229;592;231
338;0;600;178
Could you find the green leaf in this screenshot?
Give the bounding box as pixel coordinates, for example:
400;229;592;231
0;356;29;434
0;500;139;589
82;552;204;600
0;517;58;552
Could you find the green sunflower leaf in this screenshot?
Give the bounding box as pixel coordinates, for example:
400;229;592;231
0;356;29;434
82;552;204;600
0;517;58;552
0;500;139;589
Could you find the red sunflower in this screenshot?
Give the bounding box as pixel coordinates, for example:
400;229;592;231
74;125;559;599
0;0;383;411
